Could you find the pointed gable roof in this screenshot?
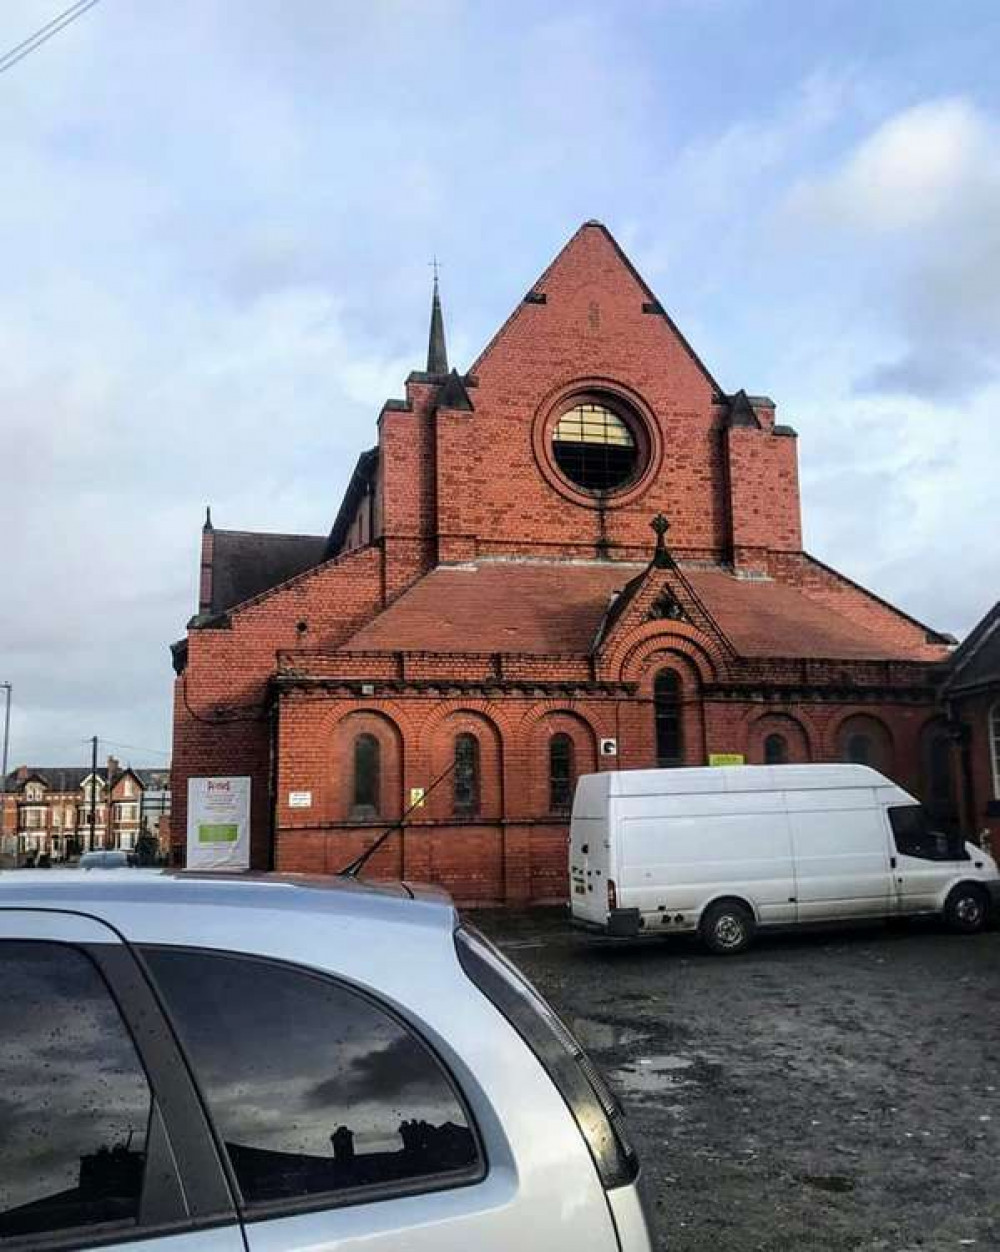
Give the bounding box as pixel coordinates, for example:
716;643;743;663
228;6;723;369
436;368;474;412
469;220;724;396
725;389;762;429
592;558;738;661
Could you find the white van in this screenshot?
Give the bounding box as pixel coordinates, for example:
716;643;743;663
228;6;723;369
569;764;1000;954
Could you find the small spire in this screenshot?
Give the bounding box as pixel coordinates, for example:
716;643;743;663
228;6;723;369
426;262;448;375
203;505;213;531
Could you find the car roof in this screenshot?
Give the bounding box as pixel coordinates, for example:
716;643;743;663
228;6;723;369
0;870;457;935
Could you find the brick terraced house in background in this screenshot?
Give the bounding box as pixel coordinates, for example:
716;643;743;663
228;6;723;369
170;221;963;903
0;758;169;863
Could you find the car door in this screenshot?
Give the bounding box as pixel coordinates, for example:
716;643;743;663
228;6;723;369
886;804;967;914
0;909;243;1252
139;945;517;1252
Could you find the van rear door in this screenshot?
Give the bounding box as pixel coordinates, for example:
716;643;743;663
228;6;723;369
569;778;610;926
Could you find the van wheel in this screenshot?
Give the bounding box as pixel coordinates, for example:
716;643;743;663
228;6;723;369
700;902;756;955
943;884;988;934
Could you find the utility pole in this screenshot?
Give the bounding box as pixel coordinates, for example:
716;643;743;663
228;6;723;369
1;683;11;866
88;735;98;852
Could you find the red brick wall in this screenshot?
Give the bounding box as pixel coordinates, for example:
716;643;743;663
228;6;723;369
260;681;942;904
171;544;385;864
952;690;1000;845
725;425;802;568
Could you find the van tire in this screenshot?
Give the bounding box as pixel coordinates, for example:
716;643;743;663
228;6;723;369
943;883;988;935
700;901;756;955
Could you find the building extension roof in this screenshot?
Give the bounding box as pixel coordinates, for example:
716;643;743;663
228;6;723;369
207;529;329;617
340;560;942;663
943;601;1000;695
325;449;378;560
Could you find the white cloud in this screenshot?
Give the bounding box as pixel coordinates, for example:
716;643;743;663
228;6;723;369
791;98;997;231
780;96;1000;402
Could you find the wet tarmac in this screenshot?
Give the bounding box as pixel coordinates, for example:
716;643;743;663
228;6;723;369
472;908;1000;1252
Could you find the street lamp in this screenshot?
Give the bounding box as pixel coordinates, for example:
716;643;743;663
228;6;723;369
1;683;11;865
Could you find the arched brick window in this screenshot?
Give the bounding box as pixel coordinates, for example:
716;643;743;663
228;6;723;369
837;715;893;776
990;703;1000;799
453;734;480;817
549;733;575;814
764;733;789;765
654;670;683;767
351;734;380;818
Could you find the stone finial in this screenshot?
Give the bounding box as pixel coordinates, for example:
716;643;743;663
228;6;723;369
651;513;674;569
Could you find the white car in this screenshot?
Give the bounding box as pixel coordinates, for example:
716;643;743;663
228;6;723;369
0;871;652;1251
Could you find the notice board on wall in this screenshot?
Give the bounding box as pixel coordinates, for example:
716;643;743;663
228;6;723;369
187;776;251;871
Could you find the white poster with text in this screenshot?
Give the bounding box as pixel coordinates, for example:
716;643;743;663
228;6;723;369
187;776;251;871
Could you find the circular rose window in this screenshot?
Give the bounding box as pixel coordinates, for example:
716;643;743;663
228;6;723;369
552;400;642;493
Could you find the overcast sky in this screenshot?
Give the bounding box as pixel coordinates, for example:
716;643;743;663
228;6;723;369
2;0;999;768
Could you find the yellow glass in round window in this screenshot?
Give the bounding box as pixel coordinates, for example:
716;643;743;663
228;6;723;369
552;403;638;491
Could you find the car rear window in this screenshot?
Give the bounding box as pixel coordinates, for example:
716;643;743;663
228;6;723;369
0;942;152;1242
142;948;483;1212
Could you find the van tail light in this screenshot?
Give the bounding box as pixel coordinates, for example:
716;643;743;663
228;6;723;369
455;924;639;1191
607;879;617;911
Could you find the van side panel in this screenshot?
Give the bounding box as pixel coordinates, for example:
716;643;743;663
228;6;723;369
616;791;796;929
786;788;892;921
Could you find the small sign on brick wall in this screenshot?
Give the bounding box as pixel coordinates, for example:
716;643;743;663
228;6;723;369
288;791;312;809
709;753;745;766
409;787;426;808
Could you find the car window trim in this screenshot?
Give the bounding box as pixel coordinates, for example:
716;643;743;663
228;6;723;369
90;943;241;1224
137;943;488;1224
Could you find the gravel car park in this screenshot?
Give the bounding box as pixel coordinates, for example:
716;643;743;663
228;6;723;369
475;910;1000;1252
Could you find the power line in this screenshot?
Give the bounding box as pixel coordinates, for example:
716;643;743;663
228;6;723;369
0;0;103;77
99;738;171;760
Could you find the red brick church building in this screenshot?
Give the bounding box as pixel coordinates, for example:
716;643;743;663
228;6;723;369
171;221;956;902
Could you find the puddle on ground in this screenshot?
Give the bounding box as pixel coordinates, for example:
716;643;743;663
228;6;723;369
796;1173;856;1194
571;1017;650;1051
608;1053;696;1097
